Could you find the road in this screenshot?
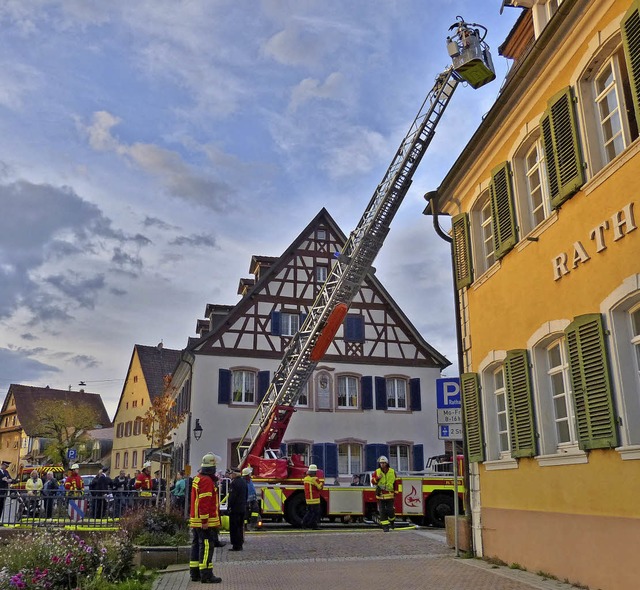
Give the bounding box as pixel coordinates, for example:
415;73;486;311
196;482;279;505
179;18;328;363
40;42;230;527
155;524;581;590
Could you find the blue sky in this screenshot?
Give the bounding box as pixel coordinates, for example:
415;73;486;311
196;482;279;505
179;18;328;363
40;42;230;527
0;1;521;418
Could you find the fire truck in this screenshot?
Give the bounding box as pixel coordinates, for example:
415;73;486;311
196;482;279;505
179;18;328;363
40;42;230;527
234;18;496;528
10;465;66;490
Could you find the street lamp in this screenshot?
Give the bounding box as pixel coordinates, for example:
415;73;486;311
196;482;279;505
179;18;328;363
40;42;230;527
193;419;203;441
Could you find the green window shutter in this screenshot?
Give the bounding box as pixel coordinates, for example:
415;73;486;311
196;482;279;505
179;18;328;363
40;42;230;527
540;111;560;201
505;349;536;458
489;161;518;259
452;213;473;289
461;373;484;463
622;0;640;124
565;314;619;450
546;87;585;209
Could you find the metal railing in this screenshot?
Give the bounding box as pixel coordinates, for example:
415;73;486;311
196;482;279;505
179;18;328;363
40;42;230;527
0;489;181;529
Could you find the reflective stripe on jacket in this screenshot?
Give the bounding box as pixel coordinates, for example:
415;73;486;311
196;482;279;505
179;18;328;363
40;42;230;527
303;475;324;505
190;474;221;528
371;467;397;500
64;473;84;494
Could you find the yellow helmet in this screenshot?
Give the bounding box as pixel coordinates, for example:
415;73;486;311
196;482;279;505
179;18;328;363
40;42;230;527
377;456;389;464
241;467;253;476
201;453;217;468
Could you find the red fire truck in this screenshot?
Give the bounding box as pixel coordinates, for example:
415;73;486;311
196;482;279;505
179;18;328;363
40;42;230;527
233;18;493;528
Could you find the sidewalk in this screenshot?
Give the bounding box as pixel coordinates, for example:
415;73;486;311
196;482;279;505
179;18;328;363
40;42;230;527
153;527;580;590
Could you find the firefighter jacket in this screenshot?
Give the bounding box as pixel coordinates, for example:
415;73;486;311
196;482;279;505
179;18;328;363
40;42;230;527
64;473;84;495
371;467;397;500
303;474;324;505
135;471;153;496
190;473;221;529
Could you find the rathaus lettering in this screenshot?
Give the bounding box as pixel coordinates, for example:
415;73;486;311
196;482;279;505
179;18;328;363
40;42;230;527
552;202;636;281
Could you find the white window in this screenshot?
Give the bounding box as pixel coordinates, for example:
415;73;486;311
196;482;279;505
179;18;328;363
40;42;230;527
338;442;362;474
316;265;328;283
287;442;311;466
316;229;326;240
494;366;510;455
389;444;409;472
386;378;407;410
337;376;359;409
580;43;638;175
281;313;299;336
546;340;576;446
232;370;256;404
471;191;495;276
296;382;309;407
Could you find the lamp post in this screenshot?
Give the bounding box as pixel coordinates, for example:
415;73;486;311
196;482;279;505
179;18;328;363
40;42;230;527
193;419;203;441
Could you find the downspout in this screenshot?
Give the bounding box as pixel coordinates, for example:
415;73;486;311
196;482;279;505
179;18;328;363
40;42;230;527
423;190;472;547
181;350;195;519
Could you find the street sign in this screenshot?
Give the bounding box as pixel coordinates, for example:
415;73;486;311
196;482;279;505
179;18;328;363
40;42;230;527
439;424;464;440
67;448;77;460
436;377;461;409
437;408;462;424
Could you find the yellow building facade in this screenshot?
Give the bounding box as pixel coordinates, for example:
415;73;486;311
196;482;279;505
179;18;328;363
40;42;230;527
436;2;640;589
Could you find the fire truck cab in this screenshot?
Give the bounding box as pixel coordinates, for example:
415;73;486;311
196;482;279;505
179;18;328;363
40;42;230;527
11;465;65;490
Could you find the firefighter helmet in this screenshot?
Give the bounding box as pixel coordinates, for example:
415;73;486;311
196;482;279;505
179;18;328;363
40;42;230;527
71;463;80;470
307;464;317;472
201;453;217;468
242;467;253;476
377;456;389;464
142;461;152;469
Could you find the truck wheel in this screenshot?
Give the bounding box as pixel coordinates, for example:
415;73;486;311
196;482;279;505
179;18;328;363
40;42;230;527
284;492;306;527
426;493;454;528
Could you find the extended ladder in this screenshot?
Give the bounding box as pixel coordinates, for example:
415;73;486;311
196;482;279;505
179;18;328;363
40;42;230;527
236;67;460;466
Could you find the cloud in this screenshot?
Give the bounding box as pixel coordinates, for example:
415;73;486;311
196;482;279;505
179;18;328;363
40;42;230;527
0;347;60;390
289;72;347;111
44;273;106;309
83;111;235;211
169;234;217;248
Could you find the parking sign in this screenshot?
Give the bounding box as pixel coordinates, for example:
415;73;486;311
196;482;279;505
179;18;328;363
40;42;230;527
436;378;461;409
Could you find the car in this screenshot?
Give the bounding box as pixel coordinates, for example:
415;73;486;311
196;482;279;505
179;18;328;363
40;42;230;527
81;474;95;490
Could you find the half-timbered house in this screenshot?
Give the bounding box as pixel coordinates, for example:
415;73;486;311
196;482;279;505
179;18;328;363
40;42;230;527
171;208;450;480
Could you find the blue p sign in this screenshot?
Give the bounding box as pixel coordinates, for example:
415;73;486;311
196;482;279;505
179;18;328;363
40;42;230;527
436;378;461;409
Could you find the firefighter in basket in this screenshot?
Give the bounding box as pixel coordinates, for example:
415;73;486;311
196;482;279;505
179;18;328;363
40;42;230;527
189;453;223;584
371;455;397;532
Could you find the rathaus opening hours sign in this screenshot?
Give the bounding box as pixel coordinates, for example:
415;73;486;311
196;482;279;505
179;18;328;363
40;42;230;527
436;377;462;440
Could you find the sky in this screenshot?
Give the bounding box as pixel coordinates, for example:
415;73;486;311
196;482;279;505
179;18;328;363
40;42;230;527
0;1;521;420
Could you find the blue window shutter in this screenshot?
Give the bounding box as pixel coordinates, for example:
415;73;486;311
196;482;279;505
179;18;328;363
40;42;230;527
345;315;365;342
325;443;338;477
280;443;287;457
271;311;281;335
365;444;379;471
410;378;422;411
299;312;307;327
379;444;390;463
257;371;270;403
218;369;231;404
412;444;424;471
375;377;387;410
361;376;373;410
312;443;325;471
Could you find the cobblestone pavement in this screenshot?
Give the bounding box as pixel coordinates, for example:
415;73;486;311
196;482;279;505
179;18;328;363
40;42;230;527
154;526;581;590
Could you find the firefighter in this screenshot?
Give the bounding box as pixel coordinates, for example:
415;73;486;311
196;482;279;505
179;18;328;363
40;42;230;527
301;464;323;530
64;464;84;496
189;453;222;584
243;466;260;531
371;455;397;532
135;461;153;504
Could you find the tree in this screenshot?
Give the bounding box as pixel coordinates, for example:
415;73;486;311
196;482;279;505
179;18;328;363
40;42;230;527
32;400;99;470
142;374;186;508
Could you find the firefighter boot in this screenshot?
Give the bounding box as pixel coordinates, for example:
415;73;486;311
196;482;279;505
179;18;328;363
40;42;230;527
190;567;200;582
200;569;222;584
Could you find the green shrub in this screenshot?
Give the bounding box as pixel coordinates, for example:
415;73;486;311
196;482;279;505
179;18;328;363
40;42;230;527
119;505;189;546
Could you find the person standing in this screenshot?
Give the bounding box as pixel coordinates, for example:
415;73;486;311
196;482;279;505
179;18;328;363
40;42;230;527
64;464;84;496
227;468;247;551
371;455;397;532
112;470;129;517
301;464;323;530
135;462;153;506
89;469;109;519
243;467;260;531
42;471;59;518
0;460;12;524
189;453;222;584
25;470;43;517
171;470;187;512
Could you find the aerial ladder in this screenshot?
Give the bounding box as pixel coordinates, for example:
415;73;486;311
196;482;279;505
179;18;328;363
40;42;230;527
237;18;496;479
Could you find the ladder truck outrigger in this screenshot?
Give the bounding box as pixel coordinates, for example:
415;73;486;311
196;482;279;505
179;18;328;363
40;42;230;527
235;18;496;528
